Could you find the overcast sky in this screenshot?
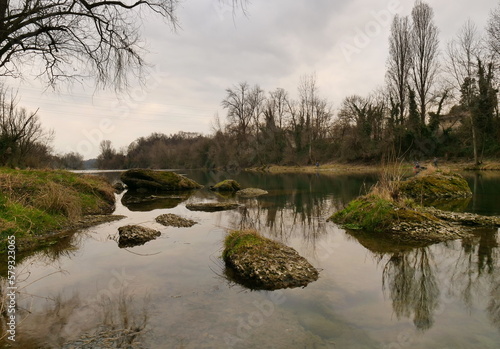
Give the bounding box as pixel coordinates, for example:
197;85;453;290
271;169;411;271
7;0;500;159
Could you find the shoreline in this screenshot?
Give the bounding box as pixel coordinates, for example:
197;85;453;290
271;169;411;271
246;160;500;174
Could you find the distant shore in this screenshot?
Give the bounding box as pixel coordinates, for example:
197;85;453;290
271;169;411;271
246;160;500;174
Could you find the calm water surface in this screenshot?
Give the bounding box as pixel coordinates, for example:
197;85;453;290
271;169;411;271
2;170;500;348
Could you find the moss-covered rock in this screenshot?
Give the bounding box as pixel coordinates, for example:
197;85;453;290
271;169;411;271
329;195;470;243
120;169;202;192
117;225;161;248
222;230;319;290
398;171;472;200
210;179;241;192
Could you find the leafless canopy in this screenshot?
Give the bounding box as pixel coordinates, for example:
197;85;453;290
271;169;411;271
0;0;179;88
386;15;412;125
410;0;439;124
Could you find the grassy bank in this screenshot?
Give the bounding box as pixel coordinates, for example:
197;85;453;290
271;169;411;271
0;168;116;250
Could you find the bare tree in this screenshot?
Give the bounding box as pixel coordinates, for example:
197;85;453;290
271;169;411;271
445;20;482;99
386;15;412;125
0;87;51;167
410;0;440;125
487;2;500;57
0;0;181;88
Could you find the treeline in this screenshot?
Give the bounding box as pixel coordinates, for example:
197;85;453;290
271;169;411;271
96;1;500;169
3;1;500;170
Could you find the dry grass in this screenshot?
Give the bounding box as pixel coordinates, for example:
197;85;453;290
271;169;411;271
369;158;406;203
0;168;115;240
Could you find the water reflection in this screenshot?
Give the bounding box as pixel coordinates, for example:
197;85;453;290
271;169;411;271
121;190;193;211
1;286;151;348
371;228;500;333
382;248;439;331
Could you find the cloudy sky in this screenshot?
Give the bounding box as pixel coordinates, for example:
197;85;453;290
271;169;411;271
7;0;500;159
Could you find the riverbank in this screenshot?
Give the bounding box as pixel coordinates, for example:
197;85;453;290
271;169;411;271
246;160;500;174
0;168;120;252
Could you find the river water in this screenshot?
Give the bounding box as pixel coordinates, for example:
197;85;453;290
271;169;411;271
2;170;500;348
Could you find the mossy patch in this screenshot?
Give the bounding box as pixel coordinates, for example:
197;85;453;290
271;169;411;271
222;230;267;260
329;194;469;243
120;169;202;191
330;195;399;232
210;179;241;192
398;171;472;200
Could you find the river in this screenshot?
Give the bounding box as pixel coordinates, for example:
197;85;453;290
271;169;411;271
2;170;500;348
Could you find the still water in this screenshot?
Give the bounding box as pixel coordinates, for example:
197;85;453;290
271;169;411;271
2;170;500;348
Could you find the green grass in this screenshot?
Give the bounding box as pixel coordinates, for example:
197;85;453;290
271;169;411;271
398;171;472;199
222;230;268;260
0;168;115;246
330;195;396;232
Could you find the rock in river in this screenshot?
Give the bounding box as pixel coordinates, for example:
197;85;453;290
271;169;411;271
236;188;268;198
120;169;202;192
223;230;319;290
398;171;472;200
155;213;197;227
118;225;161;248
186;202;240;212
209;179;241;192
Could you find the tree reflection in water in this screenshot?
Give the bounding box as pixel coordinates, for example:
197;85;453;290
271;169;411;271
381;248;439;331
346;225;500;333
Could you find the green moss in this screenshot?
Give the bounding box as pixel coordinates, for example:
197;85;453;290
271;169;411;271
330;195;396;232
222;230;268;260
0;168;115;249
211;179;241;192
121;169;202;191
398;172;472;200
330;194;433;233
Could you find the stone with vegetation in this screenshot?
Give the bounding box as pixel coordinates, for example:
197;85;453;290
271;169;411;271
120;169;202;192
330;170;499;244
186;202;239;212
222;230;319;290
210;179;241;192
155;213;197;227
117;225;161;248
398;171;472;200
236;188;268;198
0;168;117;252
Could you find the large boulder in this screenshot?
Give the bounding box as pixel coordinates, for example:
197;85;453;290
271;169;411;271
210;179;241;192
118;225;161;248
120;169;202;192
223;230;319;290
398;171;472;200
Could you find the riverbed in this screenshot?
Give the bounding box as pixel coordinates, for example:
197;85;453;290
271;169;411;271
2;170;500;348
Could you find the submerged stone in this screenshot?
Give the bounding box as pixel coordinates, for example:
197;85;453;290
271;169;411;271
120;169;202;192
118;225;161;248
236;188;268;198
155;213;197;227
210;179;241;192
186;202;239;212
222;230;319;290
